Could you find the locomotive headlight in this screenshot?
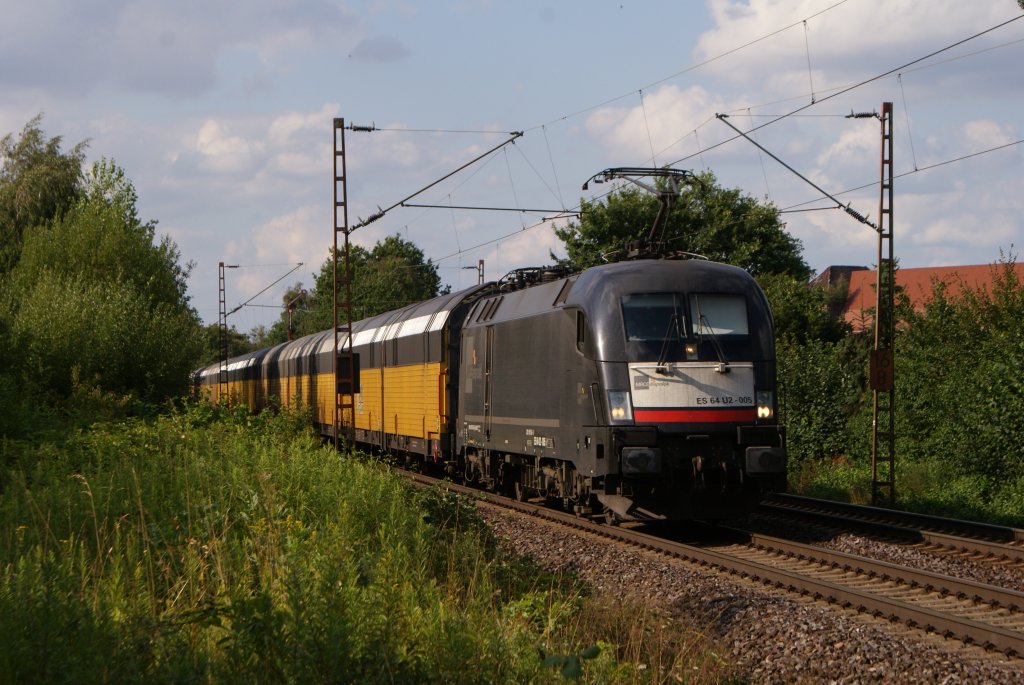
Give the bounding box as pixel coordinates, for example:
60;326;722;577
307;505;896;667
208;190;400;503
756;390;774;420
607;390;633;423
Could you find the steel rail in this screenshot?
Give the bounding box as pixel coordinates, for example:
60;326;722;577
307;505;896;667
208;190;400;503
738;531;1024;611
404;471;1024;657
761;494;1024;562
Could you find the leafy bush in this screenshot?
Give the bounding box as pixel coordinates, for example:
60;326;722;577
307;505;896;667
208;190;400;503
893;260;1024;490
776;335;864;466
0;404;736;683
11;273;201;401
2;158;202;403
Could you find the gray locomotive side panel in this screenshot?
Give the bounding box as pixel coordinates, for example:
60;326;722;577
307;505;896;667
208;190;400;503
471;310;570;457
458;280;608;477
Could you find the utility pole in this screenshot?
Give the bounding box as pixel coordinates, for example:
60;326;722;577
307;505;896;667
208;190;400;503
217;262;238;404
464;259;485;284
870;102;896;507
286;289;307;341
333;119;357;451
218;262;228;403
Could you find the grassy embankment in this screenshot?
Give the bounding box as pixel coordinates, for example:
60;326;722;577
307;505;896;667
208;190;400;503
791;457;1024;527
0;401;739;684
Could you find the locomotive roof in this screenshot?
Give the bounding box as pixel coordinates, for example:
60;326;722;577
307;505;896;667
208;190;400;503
463;258;760;327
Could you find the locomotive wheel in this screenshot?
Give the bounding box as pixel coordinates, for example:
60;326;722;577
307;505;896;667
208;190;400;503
603;508;620;526
513;482;527;502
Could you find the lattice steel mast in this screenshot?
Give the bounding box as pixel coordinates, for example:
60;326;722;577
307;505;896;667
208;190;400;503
871;102;896;507
333;119;357;450
218;261;228;403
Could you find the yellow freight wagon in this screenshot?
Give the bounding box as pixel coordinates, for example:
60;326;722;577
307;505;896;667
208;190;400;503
193;284;490;464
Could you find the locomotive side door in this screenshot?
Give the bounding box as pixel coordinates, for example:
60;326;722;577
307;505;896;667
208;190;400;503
484;325;493;440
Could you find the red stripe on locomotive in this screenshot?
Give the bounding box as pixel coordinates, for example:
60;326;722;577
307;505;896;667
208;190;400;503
633;408;756;423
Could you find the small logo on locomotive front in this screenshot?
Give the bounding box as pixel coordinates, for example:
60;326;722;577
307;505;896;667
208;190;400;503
633;375;649;391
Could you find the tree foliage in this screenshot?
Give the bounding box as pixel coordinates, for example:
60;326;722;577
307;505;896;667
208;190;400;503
758;273;865;466
259;234;449;346
776;335;863;466
9;159;191;308
894;260;1024;484
554;171;811;280
757;273;850;345
0;114;88;274
198;323;257;367
2;151;202;401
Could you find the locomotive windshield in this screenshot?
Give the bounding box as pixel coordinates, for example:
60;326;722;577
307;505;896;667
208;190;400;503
622;293;686;341
690;294;749;336
622;292;749;341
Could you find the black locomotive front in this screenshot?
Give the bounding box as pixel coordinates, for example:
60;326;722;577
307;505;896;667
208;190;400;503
573;259;786;520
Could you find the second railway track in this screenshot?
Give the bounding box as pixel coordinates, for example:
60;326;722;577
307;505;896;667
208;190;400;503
758;493;1024;565
405;470;1024;658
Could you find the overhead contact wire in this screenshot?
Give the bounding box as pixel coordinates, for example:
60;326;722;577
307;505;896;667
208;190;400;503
542;125;565;208
525;0;853;132
668;13;1024;168
898;74;920;171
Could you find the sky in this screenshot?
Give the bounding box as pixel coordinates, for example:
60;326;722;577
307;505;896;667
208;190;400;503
2;0;1023;333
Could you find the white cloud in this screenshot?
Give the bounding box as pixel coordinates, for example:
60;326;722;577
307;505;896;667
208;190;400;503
251;206;327;265
584;85;726;162
222;205;330;302
962;119;1015;149
814;126;876;167
0;1;364;98
265;104;341;177
694;0;1013;90
195;120;265;174
472;222;564;279
348;35;411;62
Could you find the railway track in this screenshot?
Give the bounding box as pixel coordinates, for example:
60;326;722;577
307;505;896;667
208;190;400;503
759;493;1024;564
404;471;1024;658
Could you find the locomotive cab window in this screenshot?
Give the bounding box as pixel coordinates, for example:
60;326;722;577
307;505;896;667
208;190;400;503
621;293;686;342
689;294;748;336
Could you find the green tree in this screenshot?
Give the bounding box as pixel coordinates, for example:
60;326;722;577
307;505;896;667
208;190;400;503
0;114;88;274
894;260;1024;483
9;159;190;307
5;159;202;400
554;170;811;280
776;335;861;466
350;234;448;317
198;323;257;366
260;234;449;346
757;272;850;345
757;273;864;467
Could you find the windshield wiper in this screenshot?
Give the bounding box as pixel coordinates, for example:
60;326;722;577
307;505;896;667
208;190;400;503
656;312;683;375
698;314;730;373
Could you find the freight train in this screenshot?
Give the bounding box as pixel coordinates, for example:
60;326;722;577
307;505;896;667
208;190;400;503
194;258;786;522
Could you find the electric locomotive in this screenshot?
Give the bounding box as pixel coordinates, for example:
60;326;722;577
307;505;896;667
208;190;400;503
457;258;785;522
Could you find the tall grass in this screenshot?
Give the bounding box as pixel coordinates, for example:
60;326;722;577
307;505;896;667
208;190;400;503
791;456;1024;527
0;402;736;683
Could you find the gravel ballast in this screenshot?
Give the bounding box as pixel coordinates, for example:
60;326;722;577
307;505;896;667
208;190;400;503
479;506;1024;684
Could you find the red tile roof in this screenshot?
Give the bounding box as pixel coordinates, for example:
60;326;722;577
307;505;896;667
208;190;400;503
836;263;1024;331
